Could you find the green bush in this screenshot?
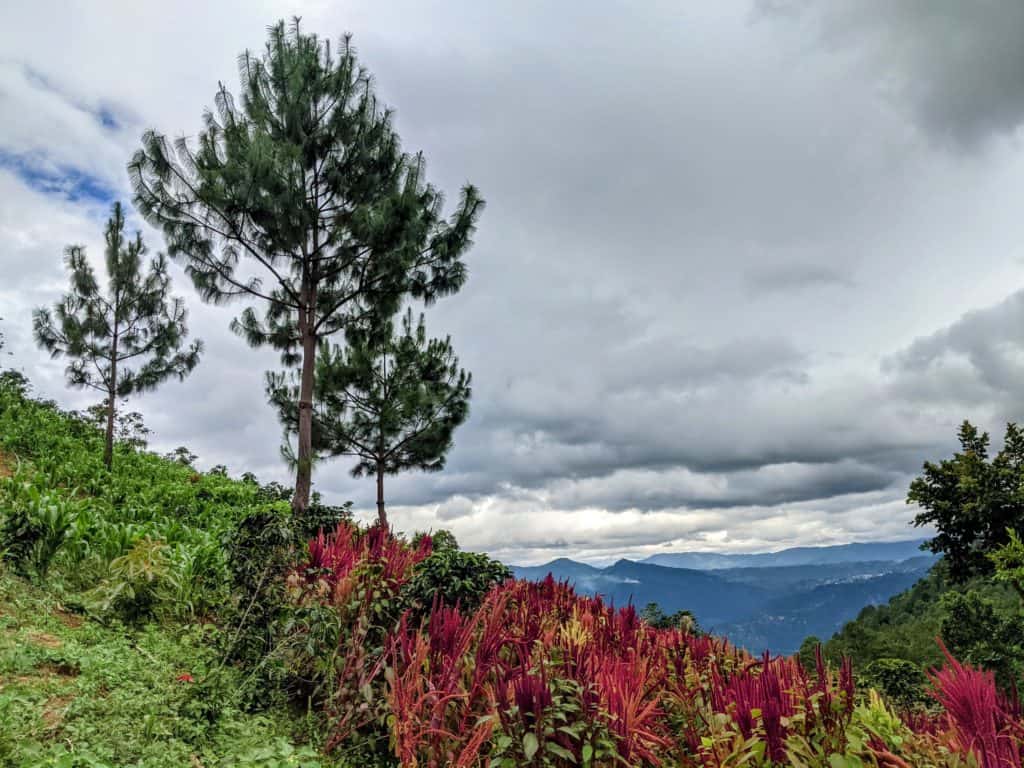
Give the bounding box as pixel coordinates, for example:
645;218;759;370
0;476;78;578
401;547;511;616
861;658;927;709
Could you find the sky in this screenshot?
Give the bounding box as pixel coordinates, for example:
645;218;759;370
2;1;1024;565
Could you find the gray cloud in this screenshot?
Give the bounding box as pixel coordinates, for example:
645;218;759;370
885;290;1024;421
747;263;855;296
757;0;1024;147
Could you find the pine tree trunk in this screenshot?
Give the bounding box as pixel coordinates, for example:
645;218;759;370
376;464;387;528
104;332;118;471
293;298;316;516
103;391;116;471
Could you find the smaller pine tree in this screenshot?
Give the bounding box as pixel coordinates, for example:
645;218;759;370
33;202;202;469
268;308;471;527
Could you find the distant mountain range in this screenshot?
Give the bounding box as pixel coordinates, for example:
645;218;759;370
640;539;931;570
511;540;937;655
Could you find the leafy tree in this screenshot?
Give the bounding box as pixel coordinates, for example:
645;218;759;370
860;658;926;709
908;421;1024;582
268;308;471;526
640;602;702;633
33;202;202;469
412;528;459;553
990;528;1024;606
798;636;822;673
81;402;152;451
940;590;1024;691
130;19;483;514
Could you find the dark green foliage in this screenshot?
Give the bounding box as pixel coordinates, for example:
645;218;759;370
940;590;1024;691
413;527;458;553
81;402;152;451
860;658;927;709
220;491;351;702
640;601;702;633
909;421;1024;582
165;446;199;466
798;636;822;672
991;529;1024;605
825;562;1023;685
32;202;201;469
130;18;482;514
401;547;511;616
268;309;471;526
487;676;620;768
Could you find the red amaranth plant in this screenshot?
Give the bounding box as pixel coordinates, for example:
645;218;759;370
929;638;1023;768
298;529;1024;767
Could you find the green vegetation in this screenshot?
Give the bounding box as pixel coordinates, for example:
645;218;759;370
0;373;510;766
5;14;1024;767
909;420;1024;582
129;19;482;516
0;374;341;765
822;419;1024;711
0;571;321;768
268;308;472;527
32;202;201;470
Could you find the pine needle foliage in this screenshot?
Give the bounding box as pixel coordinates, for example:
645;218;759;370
32;202;202;469
129;18;483;513
268;308;471;526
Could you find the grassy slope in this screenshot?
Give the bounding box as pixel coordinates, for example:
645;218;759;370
0;379;337;767
0;571;320;768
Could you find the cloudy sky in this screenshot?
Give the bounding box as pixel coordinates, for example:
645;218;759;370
3;1;1024;564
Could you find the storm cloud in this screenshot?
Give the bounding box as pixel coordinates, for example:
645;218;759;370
2;1;1024;563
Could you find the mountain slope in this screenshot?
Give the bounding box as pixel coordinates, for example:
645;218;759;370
514;559;770;625
513;554;936;654
717;569;930;655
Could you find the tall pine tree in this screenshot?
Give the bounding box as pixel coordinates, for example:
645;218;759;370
33;202;202;469
268;308;471;527
129;19;482;514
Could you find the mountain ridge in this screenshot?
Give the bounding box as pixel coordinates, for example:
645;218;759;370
511;541;938;654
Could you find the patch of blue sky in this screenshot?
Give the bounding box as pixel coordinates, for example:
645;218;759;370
0;150;116;205
22;64;123;133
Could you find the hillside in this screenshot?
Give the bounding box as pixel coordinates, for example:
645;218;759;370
513;553;936;654
0;571;319;767
824;565;1023;672
0;374;340;766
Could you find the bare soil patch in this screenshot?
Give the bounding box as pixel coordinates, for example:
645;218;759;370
54;609;84;629
28;631;62;649
41;693;75;729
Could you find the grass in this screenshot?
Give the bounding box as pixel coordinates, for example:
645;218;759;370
0;570;325;768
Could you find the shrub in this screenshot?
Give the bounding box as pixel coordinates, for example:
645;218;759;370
862;658;927;709
86;537;170;621
400;547;511;617
0;477;77;578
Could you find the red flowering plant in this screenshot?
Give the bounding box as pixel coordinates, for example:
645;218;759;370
283;528;1024;767
285;521;432;749
927;639;1023;768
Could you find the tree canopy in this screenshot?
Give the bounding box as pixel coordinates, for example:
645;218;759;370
909;421;1024;582
129;18;482;514
33;202;201;468
268;308;471;526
